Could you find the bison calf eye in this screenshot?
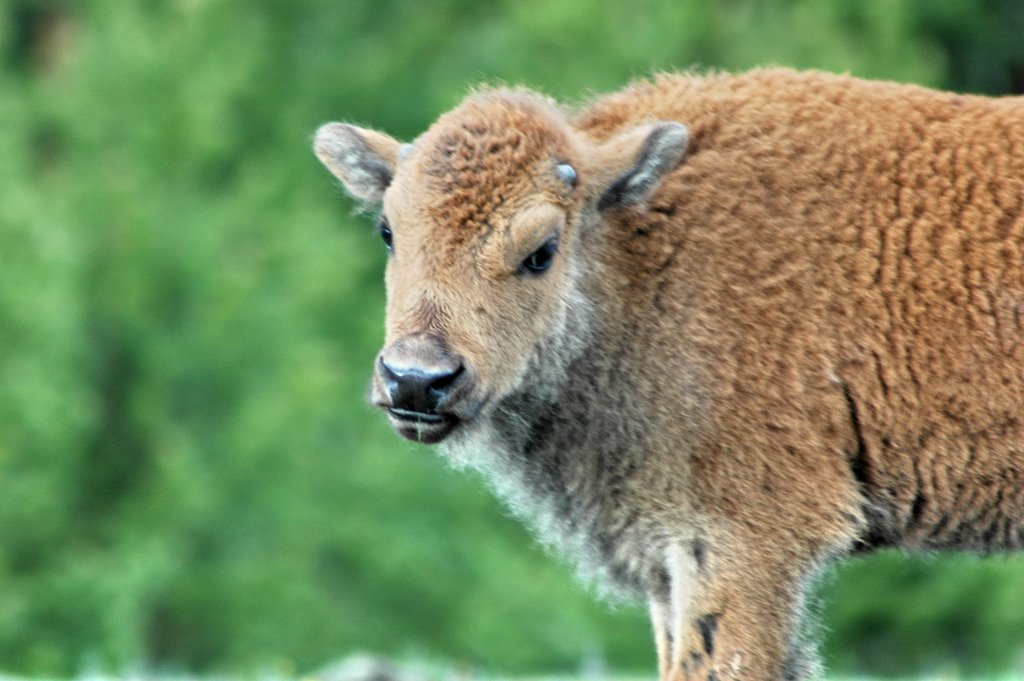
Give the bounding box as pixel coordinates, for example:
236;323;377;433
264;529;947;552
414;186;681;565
376;216;393;251
520;239;558;275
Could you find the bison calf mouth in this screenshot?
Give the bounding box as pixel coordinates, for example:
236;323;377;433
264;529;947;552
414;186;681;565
386;407;459;444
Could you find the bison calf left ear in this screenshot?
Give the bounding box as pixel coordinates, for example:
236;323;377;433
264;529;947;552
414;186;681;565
314;123;402;205
597;122;689;210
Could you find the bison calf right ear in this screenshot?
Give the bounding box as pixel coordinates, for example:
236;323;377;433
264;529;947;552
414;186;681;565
597;122;689;210
314;123;402;205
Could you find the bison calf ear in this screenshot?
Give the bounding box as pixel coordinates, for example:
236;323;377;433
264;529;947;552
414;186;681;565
597;122;689;210
314;123;402;205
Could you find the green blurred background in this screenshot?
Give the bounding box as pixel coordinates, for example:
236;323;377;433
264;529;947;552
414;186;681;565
1;0;1023;677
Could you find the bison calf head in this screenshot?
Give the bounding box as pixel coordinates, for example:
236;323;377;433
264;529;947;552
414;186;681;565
314;91;687;444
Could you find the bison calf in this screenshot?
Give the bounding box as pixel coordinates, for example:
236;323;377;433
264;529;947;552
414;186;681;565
314;69;1024;680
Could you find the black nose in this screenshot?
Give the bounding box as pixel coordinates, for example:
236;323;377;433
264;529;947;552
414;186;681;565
378;335;465;414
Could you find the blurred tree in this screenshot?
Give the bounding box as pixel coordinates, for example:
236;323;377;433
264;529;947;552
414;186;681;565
911;0;1024;94
0;0;1021;677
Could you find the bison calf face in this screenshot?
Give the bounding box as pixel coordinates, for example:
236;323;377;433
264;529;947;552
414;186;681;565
368;197;579;444
314;94;689;445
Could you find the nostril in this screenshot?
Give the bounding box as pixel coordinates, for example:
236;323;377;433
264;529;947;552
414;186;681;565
429;364;464;393
378;358;465;414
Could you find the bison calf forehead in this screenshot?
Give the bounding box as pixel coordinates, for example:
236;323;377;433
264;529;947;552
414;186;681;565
410;91;576;233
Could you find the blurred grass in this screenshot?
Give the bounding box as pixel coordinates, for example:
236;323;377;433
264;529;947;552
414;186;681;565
2;672;1022;681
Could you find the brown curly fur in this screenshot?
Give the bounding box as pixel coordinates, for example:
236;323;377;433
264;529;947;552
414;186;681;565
418;90;575;236
314;68;1024;681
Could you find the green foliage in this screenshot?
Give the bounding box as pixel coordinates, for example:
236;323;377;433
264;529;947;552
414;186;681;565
0;0;1022;677
823;553;1024;677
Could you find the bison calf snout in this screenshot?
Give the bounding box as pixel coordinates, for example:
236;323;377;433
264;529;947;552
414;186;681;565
377;334;466;415
375;334;474;443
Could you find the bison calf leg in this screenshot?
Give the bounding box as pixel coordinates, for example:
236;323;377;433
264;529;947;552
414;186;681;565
652;539;820;681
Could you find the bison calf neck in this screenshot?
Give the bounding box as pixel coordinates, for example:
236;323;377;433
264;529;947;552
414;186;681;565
314;69;1024;680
